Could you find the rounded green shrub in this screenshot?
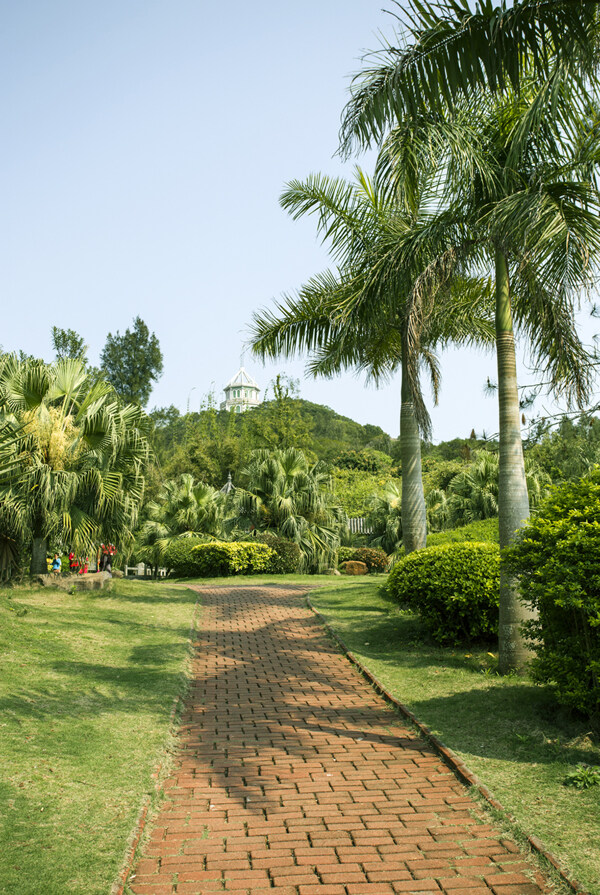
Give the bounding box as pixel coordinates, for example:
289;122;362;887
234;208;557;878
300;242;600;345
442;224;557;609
387;542;500;644
191;542;275;577
504;472;600;725
254;532;302;573
337;547;356;566
352;547;389;573
163;539;206;577
337;546;389;572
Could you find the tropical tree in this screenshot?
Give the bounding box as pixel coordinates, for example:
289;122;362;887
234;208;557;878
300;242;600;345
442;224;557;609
137;473;226;575
0;355;151;575
341;73;600;670
366;480;403;554
339;0;600;156
427;450;550;530
232;447;346;572
250;167;494;554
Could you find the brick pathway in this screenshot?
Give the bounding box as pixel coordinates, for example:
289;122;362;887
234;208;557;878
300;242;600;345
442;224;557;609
128;585;551;895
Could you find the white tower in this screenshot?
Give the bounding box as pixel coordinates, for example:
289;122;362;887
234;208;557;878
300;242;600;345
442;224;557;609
220;367;261;413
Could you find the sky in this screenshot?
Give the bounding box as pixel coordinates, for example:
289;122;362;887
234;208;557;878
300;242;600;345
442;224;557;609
1;1;598;443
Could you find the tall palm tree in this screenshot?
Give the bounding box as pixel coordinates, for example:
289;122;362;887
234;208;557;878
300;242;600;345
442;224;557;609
0;355;151;575
250;168;494;553
339;0;600;156
232;447;345;572
341;85;600;670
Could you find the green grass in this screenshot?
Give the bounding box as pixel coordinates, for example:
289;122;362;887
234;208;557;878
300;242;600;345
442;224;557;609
309;578;600;895
180;572;373;587
0;578;198;895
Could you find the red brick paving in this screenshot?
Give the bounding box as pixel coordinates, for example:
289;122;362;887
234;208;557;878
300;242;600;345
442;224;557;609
128;585;552;895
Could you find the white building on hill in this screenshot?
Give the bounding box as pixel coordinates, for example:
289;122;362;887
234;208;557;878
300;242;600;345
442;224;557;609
220;367;261;413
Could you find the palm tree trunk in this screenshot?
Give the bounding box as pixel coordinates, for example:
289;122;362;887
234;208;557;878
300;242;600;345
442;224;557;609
400;349;427;554
495;249;533;674
31;536;49;576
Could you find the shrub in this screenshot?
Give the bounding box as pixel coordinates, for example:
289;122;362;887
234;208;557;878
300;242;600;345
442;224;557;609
190;542;275;577
338;547;356;566
427;517;499;547
352;547;389;573
163;539;206;577
254;532;302;574
337;546;389;572
387;542;500;644
504;472;600;725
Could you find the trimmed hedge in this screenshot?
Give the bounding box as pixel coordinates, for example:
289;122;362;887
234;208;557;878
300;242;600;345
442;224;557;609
254;532;302;573
504;472;600;725
188;542;275;577
163;539;206;577
387;542;500;644
337;546;389;572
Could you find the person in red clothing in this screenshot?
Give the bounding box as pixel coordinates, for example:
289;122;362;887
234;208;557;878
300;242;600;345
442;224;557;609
69;551;79;573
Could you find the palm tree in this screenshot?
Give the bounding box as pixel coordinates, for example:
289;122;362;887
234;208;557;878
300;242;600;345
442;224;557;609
232;447;346;572
366;480;403;555
250;168;494;553
428;450;550;529
341;84;600;670
137;473;226;575
339;0;600;156
0;355;151;575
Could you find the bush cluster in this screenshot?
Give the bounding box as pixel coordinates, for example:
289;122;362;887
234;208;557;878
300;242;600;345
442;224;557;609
165;540;277;578
426;517;499;547
387;542;500;644
253;532;302;573
504;472;600;725
192;542;275;576
163;539;206;577
337;546;389;572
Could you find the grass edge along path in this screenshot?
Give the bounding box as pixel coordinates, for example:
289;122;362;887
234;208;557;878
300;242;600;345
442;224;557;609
308;578;600;895
0;579;200;895
110;587;200;895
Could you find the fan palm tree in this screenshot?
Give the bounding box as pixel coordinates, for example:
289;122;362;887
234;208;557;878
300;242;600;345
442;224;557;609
0;355;151;575
366;480;403;555
428;450;550;529
137;473;226;574
250;168;494;553
232;447;346;572
340;83;600;670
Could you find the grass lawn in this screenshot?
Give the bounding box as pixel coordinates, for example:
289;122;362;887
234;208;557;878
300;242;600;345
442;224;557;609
309;577;600;895
3;571;599;894
0;578;199;895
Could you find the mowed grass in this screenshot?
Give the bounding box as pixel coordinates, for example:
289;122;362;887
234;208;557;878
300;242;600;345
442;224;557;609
309;578;600;895
0;578;199;895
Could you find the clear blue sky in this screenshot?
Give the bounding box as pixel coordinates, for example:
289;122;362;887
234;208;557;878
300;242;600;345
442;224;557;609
1;1;597;441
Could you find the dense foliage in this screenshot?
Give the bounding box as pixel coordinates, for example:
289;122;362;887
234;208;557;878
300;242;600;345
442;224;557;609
504;472;600;725
189;542;275;577
252;532;302;574
387;543;500;645
162;539;207;577
233;447;346;572
0;355;151;576
337;546;389;572
100;316;163;406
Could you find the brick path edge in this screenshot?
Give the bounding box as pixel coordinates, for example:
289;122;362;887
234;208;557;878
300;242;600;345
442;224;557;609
111;596;202;895
305;594;589;895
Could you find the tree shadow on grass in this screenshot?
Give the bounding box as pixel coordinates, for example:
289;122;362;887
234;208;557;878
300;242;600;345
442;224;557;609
405;684;599;767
